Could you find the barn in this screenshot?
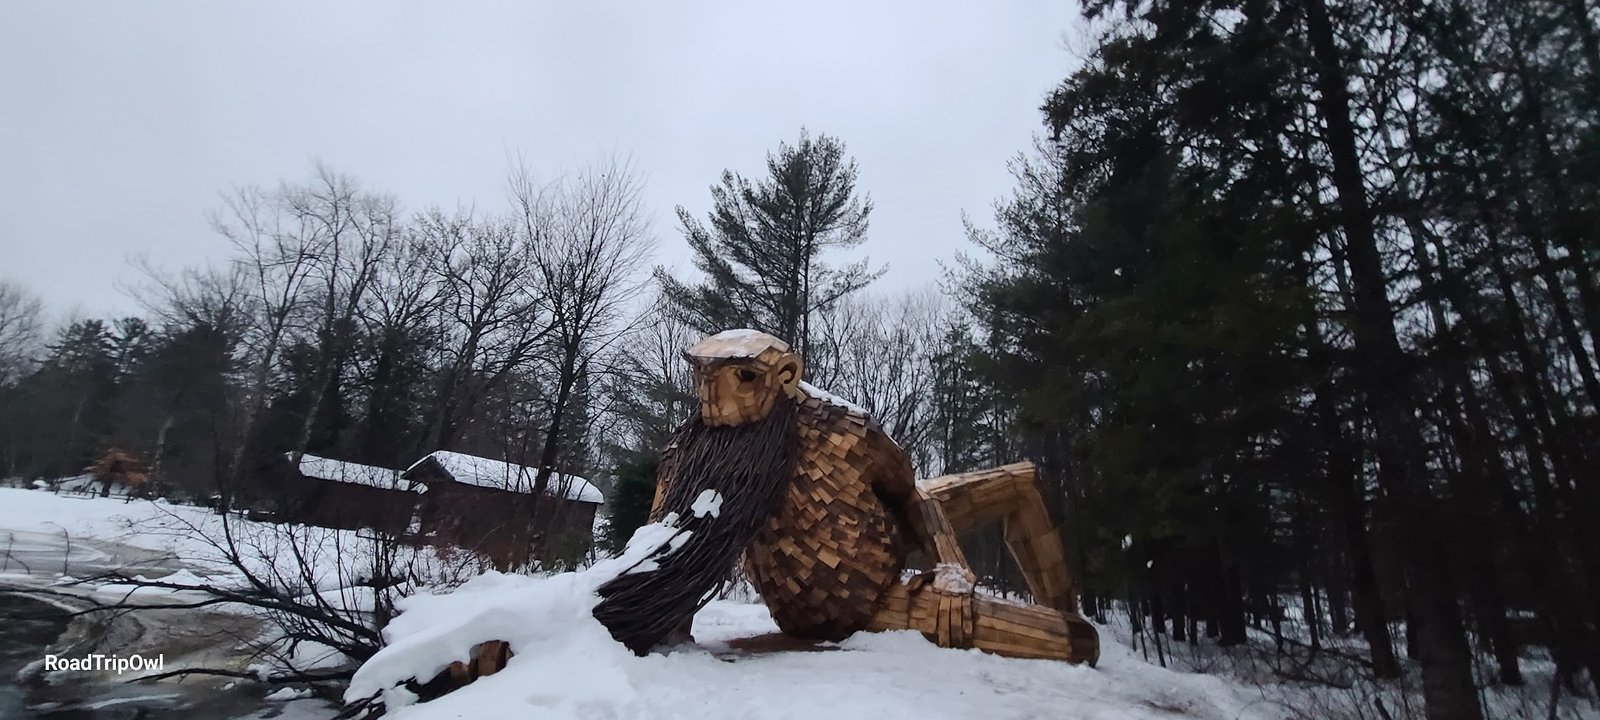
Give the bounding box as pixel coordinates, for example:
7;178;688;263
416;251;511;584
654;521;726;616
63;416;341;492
403;450;605;568
284;453;422;534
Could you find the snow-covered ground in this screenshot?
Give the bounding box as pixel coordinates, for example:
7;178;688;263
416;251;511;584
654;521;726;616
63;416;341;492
359;593;1282;720
0;485;458;607
0;485;206;556
3;488;1592;720
346;521;1282;720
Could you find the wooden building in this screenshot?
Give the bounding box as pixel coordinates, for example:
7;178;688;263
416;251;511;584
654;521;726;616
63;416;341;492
284;453;421;534
403;451;604;569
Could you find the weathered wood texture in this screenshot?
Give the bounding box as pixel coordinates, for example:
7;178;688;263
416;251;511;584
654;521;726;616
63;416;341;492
744;395;906;640
866;571;1101;664
921;463;1078;615
686;340;800;428
281;476;418;535
89;448;148;496
913;462;1099;664
648;331;1099;664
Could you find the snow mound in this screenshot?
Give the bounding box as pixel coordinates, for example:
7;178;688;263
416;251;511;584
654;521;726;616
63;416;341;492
346;521;682;705
348;526;1283;720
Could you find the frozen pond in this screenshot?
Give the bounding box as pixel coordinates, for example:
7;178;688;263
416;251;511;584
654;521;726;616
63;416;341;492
0;592;333;719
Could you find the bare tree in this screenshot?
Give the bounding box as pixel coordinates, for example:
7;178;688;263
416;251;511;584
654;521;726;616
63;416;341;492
418;208;551;451
350;220;448;463
209;180;322;499
282;166;400;465
811;287;948;475
129;261;251;491
45;507;484;697
603;296;699;455
0;279;45;386
511;156;653;498
198;164;401;499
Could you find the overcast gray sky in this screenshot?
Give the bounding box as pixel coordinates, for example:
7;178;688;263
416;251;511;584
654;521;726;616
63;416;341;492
0;1;1082;321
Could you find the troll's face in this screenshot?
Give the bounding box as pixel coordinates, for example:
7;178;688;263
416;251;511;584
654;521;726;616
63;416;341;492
684;330;803;426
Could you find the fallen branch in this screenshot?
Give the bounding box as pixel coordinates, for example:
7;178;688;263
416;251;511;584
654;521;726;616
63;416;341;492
126;666;353;685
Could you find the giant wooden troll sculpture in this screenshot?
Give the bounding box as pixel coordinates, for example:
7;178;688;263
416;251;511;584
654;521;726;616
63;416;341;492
594;329;1099;664
440;330;1096;691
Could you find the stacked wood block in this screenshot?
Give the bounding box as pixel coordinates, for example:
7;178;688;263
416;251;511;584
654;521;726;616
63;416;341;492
439;640;512;690
922;463;1041;532
917;462;1099;664
89;448;148;495
867;571;1099;664
684;334;798;427
738;394;1100;664
745;394;905;639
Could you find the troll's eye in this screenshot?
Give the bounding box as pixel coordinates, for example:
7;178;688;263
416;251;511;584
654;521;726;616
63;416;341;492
736;368;758;383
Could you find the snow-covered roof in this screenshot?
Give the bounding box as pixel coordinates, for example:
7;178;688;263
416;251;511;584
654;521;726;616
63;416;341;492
405;451;605;504
295;454;418;492
685;329;789;361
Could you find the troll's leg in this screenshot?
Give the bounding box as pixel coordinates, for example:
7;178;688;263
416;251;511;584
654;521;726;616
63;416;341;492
865;575;1100;665
920;462;1077;615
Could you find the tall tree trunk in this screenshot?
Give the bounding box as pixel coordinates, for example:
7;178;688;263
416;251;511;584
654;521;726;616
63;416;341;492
1217;539;1248;647
1301;2;1483;715
530;346;583;544
1331;438;1402;678
1171;576;1188;643
1410;224;1524;685
1327;561;1350;637
1308;315;1401;678
1301;565;1322;653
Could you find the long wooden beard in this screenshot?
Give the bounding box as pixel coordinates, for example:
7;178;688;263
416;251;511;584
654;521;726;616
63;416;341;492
593;397;798;654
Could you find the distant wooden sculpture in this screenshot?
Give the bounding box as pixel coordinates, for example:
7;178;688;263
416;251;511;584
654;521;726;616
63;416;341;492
88;448;148;499
434;329;1097;695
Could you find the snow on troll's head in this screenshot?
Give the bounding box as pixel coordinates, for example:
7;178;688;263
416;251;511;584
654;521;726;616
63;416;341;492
681;329;806;427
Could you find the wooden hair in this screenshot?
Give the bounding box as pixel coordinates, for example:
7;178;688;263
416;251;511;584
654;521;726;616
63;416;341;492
593;398;799;654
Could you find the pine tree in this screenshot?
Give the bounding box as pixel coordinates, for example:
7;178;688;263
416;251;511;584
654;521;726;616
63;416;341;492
927;321;1003;475
27;320;121;477
656;129;882;361
603;453;658;554
128;319;241;499
355;323;433;467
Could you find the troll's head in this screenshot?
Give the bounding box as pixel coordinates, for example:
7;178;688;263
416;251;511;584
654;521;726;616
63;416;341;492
683;329;804;426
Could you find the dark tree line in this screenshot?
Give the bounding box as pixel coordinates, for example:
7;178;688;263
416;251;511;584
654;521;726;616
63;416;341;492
957;0;1600;717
